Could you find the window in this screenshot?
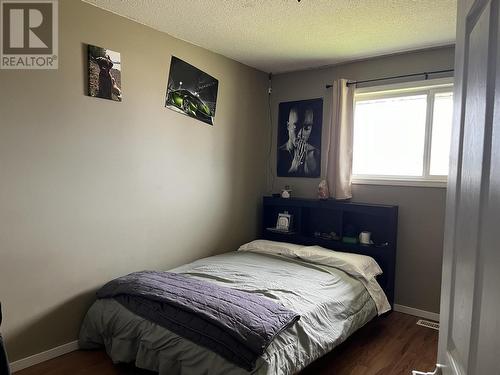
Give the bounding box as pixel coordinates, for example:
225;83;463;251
352;79;453;187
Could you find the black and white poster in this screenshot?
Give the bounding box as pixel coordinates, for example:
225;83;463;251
165;56;219;125
277;98;323;177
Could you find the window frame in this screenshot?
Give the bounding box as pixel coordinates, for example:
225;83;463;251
351;77;454;188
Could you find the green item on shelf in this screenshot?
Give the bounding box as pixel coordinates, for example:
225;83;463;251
342;236;358;244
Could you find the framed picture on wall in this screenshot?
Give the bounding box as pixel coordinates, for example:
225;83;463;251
87;44;122;102
165;56;219;125
277;98;322;178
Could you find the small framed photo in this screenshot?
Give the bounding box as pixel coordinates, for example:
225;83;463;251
276;212;293;232
87;44;122;102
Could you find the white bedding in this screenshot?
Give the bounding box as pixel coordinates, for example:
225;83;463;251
80;250;388;374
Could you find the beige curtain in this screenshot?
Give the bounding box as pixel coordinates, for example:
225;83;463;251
326;79;355;200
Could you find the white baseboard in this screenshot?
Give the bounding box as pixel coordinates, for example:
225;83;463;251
10;340;79;373
394;304;440;322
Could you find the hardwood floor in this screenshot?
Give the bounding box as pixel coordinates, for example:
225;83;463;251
15;312;438;375
301;312;438;375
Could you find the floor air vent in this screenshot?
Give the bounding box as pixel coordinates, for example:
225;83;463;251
416;319;439;331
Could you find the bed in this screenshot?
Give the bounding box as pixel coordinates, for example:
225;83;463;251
80;198;397;374
79;240;391;375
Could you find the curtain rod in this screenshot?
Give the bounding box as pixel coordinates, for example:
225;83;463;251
325;69;454;89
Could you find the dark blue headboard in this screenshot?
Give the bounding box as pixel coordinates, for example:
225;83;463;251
261;196;398;308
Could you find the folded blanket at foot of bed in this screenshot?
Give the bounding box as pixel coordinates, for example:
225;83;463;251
96;271;300;371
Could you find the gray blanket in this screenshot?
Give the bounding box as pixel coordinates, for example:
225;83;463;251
96;271;300;371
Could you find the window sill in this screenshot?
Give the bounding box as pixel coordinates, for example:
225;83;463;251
352;178;447;188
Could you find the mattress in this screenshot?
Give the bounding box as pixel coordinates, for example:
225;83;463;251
79;251;379;374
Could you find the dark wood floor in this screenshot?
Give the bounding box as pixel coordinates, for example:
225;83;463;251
16;312;438;375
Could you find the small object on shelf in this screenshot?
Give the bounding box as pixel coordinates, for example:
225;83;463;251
359;231;372;245
276;211;293;231
342;236;358;244
318;179;330;200
330;231;341;241
281;185;292;199
313;231;340;241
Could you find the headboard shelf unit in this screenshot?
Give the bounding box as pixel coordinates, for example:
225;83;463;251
262;196;398;308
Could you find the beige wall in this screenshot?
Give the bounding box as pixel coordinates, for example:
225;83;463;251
270;46;454;313
0;1;268;361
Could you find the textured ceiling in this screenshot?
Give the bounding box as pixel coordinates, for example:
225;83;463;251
83;0;457;73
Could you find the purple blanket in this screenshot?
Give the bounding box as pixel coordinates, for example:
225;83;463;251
96;271;300;370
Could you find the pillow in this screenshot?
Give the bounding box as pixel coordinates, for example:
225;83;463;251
293;245;383;280
238;241;382;281
237;240;303;258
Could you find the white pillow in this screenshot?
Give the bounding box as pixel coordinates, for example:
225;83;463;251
293;245;383;280
237;240;302;258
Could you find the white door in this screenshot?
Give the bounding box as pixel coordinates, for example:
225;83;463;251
437;0;500;374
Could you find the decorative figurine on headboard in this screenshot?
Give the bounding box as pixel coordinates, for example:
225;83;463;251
281;185;292;199
318;179;330;200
